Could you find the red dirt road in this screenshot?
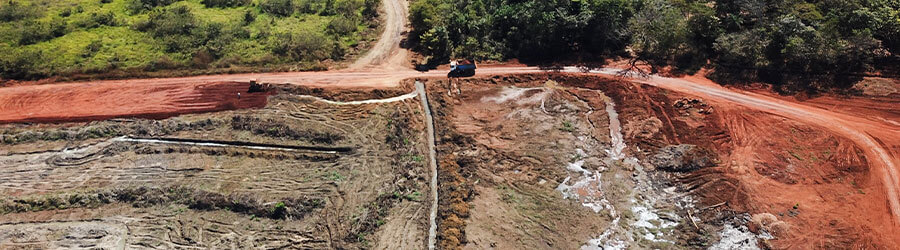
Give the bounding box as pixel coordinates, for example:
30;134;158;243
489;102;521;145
0;66;547;124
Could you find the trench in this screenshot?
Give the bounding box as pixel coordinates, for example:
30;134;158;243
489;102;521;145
416;81;439;250
605;100;626;160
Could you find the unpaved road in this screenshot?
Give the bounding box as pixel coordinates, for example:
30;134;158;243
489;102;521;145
349;0;408;70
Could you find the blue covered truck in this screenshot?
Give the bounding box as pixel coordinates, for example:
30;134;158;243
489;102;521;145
448;60;476;77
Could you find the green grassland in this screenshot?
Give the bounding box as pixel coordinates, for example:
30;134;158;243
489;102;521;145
0;0;380;80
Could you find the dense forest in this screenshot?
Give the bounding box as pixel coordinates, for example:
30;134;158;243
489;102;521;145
409;0;900;90
0;0;379;80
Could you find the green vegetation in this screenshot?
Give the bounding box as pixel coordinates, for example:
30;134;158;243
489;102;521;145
560;121;575;132
0;186;324;220
0;0;380;80
327;170;344;181
409;0;900;92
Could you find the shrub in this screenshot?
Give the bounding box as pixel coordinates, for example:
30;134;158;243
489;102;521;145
362;0;379;18
272;201;287;219
82;40;103;57
139;6;198;37
271;30;335;62
326;15;358;36
242;9;256;25
127;0;180;13
201;0;250;8
0;48;42;79
137;6;202;53
259;0;293;17
144;55;181;71
18;19;67;45
0;1;36;22
76;11;117;29
334;0;362;16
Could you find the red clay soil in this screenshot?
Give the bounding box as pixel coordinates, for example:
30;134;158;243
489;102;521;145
714;107;896;249
540;73;899;248
0;81;270;123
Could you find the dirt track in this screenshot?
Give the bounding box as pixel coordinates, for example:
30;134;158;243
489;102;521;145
349;0;409;70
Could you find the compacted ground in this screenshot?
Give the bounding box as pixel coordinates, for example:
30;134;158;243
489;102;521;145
0;85;430;249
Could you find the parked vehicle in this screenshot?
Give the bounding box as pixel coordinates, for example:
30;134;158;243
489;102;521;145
448;60;476;77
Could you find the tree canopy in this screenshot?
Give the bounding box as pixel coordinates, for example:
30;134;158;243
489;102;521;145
409;0;900;91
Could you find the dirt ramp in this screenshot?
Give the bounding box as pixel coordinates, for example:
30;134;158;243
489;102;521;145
0;81;270;124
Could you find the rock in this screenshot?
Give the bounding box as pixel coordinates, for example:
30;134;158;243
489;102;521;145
751;213;791;237
651;144;715;172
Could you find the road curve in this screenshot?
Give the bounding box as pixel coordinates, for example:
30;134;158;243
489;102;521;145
586;68;900;225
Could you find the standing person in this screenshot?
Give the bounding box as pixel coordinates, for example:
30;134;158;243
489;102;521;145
237;92;241;100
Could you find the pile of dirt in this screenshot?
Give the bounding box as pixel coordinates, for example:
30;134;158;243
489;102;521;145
853;77;899;97
132;144;341;161
674;97;713;114
435;157;473;250
1;186;324;220
231;115;344;144
651;144;716;172
273;84;410;102
0;118;221;145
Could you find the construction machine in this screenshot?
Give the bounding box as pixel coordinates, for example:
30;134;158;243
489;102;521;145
248;80;268;93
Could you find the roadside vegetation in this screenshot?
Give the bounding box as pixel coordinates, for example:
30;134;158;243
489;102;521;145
0;0;380;80
409;0;900;92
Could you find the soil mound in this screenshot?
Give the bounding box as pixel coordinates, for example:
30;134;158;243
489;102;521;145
651;144;715;172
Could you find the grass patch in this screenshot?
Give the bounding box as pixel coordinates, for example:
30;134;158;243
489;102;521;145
559;121;575;132
0;0;379;80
